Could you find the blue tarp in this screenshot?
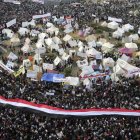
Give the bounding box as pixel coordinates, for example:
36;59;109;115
41;73;64;83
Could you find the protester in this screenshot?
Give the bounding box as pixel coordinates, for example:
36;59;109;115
0;106;140;140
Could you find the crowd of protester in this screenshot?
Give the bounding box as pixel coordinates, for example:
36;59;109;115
0;0;140;30
0;69;139;110
0;106;140;140
0;0;140;139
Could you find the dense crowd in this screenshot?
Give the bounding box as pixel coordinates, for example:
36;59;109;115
0;69;139;110
0;0;140;30
0;0;140;139
0;106;140;140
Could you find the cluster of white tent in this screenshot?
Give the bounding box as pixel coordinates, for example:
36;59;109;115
1;13;140;86
101;21;140;42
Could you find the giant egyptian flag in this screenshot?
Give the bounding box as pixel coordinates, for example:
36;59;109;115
0;96;140;116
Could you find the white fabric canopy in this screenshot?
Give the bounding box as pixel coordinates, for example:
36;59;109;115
103;57;115;67
63;34;72;42
2;29;14;38
68;40;77;47
102;42;114;53
108;21;119;30
122;24;134;32
129;34;139;41
8;52;18;61
125;43;138;51
54;57;61;66
18;28;29;36
113;30;123;38
52;36;62;44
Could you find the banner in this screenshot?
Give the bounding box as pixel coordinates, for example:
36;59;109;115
0;96;140;116
32;13;51;19
4;0;20;4
80;72;108;79
108;17;122;23
41;73;64;83
32;0;44;4
13;67;25;77
26;70;37;79
43;63;53;70
6;19;16;28
0;61;14;73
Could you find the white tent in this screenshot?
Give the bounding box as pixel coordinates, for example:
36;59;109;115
85;34;97;42
47;26;59;35
22;20;36;27
86;48;101;58
27;70;37;79
113;64;126;75
125;43;138;51
33;65;42;73
2;29;14;38
43;63;53;70
96;42;103;47
18;28;29;36
117;27;125;34
52;36;62;44
46;22;54;28
64;28;73;34
64;24;73;33
8;52;18;61
45;38;55;46
35;47;46;54
25;38;31;45
0;61;14;73
36;41;45;49
58;48;65;56
28;20;36;27
23;59;31;68
64;77;79;86
120;54;131;62
77;59;88;68
103;57;115;67
113;30;123;39
88;40;96;47
122;24;134;32
99;38;107;44
78;41;84;47
81;65;94;75
69;50;76;56
21;44;30;53
30;30;40;37
107;21;119;30
34;54;43;64
68;40;77;47
63;34;72;42
122;36;132;43
54;56;61;66
50;43;59;51
78;46;84;52
38;33;47;40
101;21;108;27
111;73;119;82
62;53;70;61
129;34;139;41
83;78;91;86
6;61;15;69
102;42;114;53
138;28;140;35
10;36;20;44
116;58;140;77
